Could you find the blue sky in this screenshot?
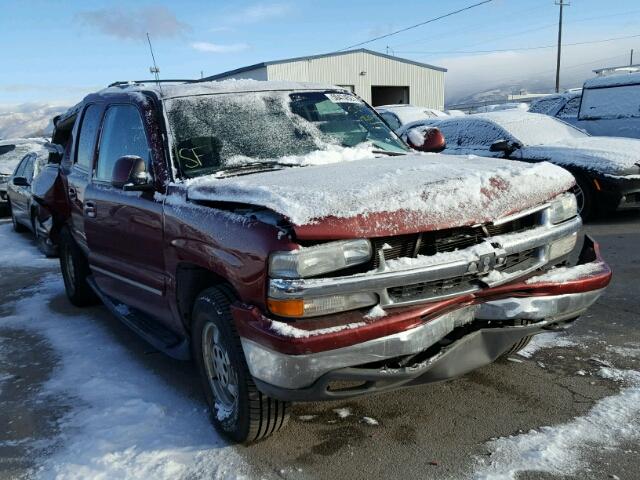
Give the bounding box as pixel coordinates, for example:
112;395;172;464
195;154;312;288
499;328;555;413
1;0;640;105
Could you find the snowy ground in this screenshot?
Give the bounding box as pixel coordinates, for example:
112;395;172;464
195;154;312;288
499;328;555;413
1;211;639;480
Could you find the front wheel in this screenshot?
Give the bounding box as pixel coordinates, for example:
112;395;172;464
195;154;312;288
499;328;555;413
571;171;595;221
192;286;289;444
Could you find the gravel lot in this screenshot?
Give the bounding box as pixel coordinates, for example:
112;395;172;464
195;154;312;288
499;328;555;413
0;211;638;480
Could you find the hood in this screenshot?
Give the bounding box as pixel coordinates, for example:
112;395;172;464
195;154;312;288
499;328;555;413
523;137;640;175
187;154;574;240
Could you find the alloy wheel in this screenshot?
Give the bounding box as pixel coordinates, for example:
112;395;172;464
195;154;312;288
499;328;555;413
202;322;239;422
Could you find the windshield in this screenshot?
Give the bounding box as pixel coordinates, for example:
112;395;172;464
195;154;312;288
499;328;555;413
492;113;588;146
165;90;409;179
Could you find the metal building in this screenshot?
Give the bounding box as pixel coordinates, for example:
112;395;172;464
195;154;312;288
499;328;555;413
203;49;447;109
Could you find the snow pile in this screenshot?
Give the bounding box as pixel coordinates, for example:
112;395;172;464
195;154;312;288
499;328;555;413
188;154;574;229
474;367;640;480
525;261;606;285
0;223;55;268
269;319;366;338
333;408;351;419
1;277;260;479
364;305;387;320
517;332;578;358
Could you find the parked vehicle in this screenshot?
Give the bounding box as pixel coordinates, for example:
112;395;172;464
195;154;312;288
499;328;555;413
36;80;610;444
402;111;640;219
376;104;448;131
7;145;58;256
0;138;48;214
575;73;640;138
528;91;582;125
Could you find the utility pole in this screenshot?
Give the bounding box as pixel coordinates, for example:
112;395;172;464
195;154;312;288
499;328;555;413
631;49;635;66
555;1;569;93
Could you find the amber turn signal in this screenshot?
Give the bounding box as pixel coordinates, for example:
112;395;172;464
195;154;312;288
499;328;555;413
267;298;305;317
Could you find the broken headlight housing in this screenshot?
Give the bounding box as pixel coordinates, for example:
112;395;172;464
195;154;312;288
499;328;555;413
548;193;578;224
269;239;372;279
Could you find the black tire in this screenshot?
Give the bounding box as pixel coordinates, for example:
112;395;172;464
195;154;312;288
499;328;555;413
571;171;595;221
59;227;99;307
191;286;290;444
9;201;27;233
500;319;534;358
31;211;57;258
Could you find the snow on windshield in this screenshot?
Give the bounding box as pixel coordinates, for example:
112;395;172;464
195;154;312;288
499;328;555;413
478;112;587;145
165;90;407;178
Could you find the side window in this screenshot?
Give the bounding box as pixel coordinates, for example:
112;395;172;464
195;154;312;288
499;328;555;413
580;86;640;120
95;105;150;182
76;105;102;169
381;112;402;131
557;97;581;118
437;121;504;149
13;155;30;177
23;155;36;182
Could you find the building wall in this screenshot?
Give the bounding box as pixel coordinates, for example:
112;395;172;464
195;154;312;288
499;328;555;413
219;66;269;81
265;51;445;109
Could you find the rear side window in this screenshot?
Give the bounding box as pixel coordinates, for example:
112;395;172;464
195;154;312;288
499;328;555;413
557;96;581;117
23;155;36;181
580;85;640;120
437;120;504;149
76;105;102;169
380;112;402;130
95;105;150;182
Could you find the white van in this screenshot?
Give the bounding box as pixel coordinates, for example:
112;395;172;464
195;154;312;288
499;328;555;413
577;73;640;138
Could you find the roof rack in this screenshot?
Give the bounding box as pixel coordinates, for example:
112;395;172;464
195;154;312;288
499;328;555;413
107;79;199;87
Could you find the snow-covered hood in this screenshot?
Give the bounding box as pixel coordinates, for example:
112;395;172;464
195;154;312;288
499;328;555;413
522;137;640;175
187;154;575;239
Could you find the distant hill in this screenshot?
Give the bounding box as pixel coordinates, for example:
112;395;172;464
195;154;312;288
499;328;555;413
0;103;69;140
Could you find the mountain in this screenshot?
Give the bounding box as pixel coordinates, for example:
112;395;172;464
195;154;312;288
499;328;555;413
0;103;69;140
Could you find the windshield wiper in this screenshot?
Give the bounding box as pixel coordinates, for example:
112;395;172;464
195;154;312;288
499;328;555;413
215;161;289;178
372;149;406;156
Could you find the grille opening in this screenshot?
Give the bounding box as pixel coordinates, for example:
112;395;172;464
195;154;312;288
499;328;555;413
370;211;539;269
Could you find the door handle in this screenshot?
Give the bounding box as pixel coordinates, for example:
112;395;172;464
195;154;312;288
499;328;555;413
84;201;97;218
68;186;77;201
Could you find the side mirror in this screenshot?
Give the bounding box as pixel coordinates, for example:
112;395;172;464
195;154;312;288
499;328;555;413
111;155;153;191
490;139;521;154
407;127;446;153
12;176;29;187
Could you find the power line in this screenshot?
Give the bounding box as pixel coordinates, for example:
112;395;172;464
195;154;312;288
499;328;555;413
337;0;493;52
395;33;640;55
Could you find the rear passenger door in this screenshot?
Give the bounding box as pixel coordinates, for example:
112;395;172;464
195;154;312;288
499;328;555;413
67;103;103;251
84;104;169;322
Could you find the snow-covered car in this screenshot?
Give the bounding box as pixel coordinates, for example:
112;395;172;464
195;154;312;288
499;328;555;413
528;92;582;125
6;144;57;256
0;138;48;213
375;104;448;131
575;73;640;139
403;111;640;219
36;80;610;443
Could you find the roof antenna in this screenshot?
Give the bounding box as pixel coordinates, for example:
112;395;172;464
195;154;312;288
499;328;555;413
146;32;163;94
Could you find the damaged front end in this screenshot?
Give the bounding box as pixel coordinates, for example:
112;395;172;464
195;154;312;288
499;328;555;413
232;194;611;401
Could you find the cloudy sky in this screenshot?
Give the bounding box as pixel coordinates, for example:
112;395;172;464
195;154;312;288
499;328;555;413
1;0;640;108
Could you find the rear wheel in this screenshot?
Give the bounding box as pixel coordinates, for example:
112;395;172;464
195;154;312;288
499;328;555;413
59;227;99;306
9;201;27;233
192;286;289;444
31;211;57;257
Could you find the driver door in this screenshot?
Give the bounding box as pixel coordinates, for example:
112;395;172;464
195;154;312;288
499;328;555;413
84;104;170;322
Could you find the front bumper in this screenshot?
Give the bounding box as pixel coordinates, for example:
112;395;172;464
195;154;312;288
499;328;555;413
234;236;611;401
598;174;640;210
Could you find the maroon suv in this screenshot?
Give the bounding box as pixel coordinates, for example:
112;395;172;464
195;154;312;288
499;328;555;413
35;80;611;443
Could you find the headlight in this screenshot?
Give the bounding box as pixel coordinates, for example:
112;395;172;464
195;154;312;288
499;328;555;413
269;239;372;279
548;193;578;224
548;232;577;260
268;292;378;318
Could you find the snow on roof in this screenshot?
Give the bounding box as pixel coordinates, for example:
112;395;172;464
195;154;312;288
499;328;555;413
584;72;640;89
187;153;574;229
473;111;586;143
98;79;345;100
